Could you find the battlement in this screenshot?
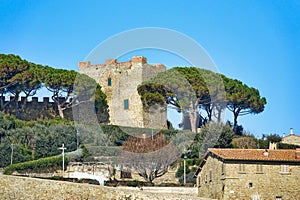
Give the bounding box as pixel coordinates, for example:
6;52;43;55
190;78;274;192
78;56;149;70
1;96;67;104
78;61;91;68
1;96;73;121
132;56;147;64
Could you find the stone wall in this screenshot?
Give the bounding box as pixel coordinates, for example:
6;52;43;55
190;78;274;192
1;96;73;121
0;175;211;200
78;56;167;129
196;156;300;199
196;155;224;199
281;134;300;146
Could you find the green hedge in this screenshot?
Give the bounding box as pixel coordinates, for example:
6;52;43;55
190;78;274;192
3;155;67;175
86;146;121;156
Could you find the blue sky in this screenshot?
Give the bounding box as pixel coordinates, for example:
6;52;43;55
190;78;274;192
1;0;299;137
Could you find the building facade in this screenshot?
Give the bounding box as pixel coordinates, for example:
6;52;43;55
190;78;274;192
282;128;300;146
78;56;167;129
194;148;300;200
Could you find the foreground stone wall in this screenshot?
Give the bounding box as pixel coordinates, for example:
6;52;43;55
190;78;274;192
0;175;211;200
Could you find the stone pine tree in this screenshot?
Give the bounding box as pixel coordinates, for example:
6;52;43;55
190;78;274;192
138;67;226;133
0;54;32;112
222;75;267;134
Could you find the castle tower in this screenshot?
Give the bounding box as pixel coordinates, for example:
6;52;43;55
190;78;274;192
78;56;167;129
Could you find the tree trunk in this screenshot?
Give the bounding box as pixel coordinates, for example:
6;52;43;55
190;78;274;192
233;112;239;134
57;104;65;118
216;106;223;122
188;101;199;133
15;93;20;119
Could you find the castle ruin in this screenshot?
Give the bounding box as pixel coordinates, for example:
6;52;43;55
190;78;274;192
78;56;167;129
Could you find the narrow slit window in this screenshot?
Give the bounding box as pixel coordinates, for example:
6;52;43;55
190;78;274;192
256;164;263;173
107;78;112;86
239;164;245;172
124;99;129;110
281;165;289;173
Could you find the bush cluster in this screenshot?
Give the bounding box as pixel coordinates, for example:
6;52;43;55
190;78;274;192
3;155;67;175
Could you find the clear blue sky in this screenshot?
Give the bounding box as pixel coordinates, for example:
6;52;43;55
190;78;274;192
1;0;299;137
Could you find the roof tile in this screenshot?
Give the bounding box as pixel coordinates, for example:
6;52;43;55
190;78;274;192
208;148;300;162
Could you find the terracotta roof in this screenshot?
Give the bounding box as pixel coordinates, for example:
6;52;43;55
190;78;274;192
194;148;300;177
208;148;300;162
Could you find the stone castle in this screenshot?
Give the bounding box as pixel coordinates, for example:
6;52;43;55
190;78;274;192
78;56;167;129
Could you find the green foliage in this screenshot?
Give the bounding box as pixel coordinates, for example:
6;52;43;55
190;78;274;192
189;122;234;157
231;136;257;149
65;148;83;162
222;75;267;133
178;171;196;185
126;180;139;187
175;158;201;178
0;114;78;167
3;155;67;175
176;165;191;178
86;146;121;157
266;134;282;143
101;125;129;145
138;67;266;133
278;143;300;149
0;54;109;122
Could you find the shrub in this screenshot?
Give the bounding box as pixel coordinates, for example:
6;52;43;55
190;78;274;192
3;155;67;175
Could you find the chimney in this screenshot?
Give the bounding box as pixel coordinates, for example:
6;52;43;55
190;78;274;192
290;128;294;135
296;148;300;159
263;149;269;157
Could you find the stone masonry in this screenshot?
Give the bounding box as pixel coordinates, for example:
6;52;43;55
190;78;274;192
0;174;212;200
195;148;300;200
78;56;167;129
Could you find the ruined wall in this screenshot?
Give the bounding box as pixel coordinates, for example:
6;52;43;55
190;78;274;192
79;56;167;129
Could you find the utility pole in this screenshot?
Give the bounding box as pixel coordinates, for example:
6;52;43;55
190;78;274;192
183;154;187;185
10;144;14;165
58;144;67;177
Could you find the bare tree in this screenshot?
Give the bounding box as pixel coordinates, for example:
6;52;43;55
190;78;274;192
119;132;180;183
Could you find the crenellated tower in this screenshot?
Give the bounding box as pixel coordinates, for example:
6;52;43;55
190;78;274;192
78;56;167;129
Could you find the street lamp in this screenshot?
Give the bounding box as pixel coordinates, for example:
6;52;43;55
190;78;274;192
183;154;187;185
58;144;67;177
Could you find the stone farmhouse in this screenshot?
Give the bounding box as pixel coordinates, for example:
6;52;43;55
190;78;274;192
282;128;300;146
78;56;167;129
194;148;300;200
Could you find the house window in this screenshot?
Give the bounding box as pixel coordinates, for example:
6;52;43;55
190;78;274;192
209;170;212;182
205;174;208;183
107;78;112;86
222;163;225;175
256;164;263;173
238;164;245;173
124;99;129;110
248;182;253;188
275;196;282;200
197;176;201;187
281;165;289;174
